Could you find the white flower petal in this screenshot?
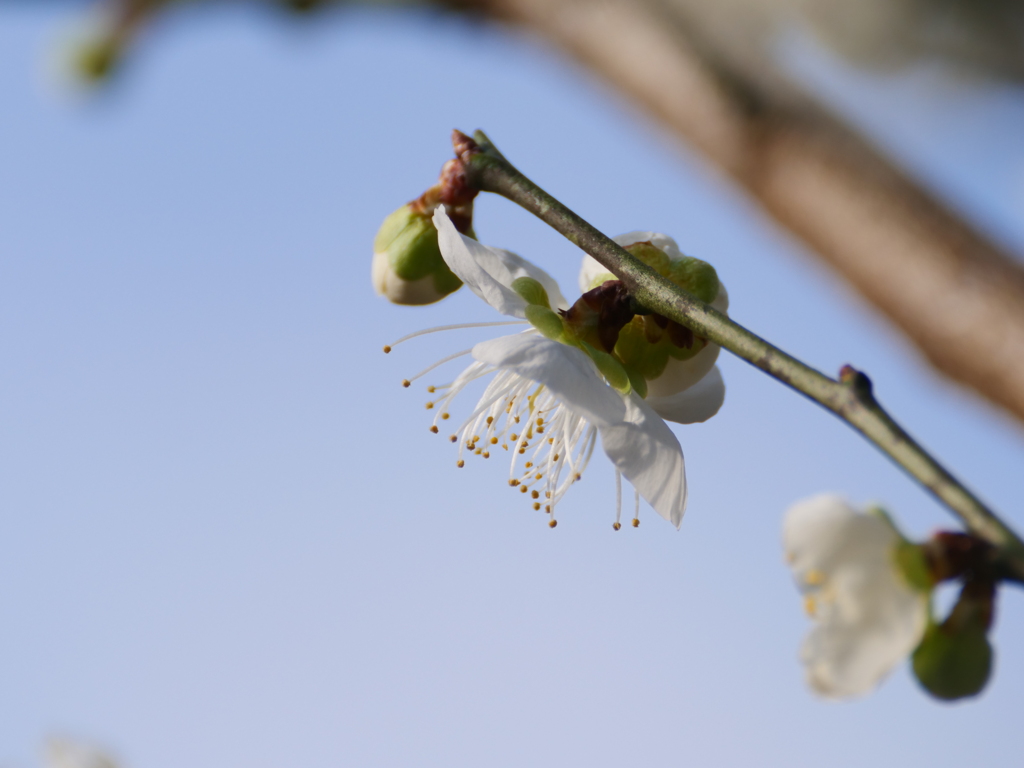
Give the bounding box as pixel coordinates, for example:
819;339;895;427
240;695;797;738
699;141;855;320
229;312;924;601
783;494;929;699
434;208;567;316
647;365;725;424
472;333;626;426
600;394;687;527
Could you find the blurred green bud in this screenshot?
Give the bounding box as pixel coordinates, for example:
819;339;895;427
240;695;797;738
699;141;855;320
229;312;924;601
912;582;995;701
73;36;121;82
372;198;463;306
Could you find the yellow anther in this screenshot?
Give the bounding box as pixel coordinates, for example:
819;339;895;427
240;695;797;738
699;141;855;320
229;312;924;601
475;448;483;455
502;444;508;450
509;479;519;487
383;345;392;354
514;416;520;423
536;426;544;434
472;436;480;442
457;460;465;468
804;569;826;587
631;518;639;528
426;386;435;393
525;462;533;469
552;453;559;461
520;485;528;494
535;473;543;480
441;413;450;420
482;451;490;458
531;490;539;499
548;519;557;529
489;437;498;445
536;417;544;426
803;595;817;617
574;473;581;481
510;433;518;441
425;402;434;409
518;448;526;454
548;438;554;445
486;416;494;425
402;379;411;388
429;426;438;434
545;505;550;513
450;435;457;443
533;502;541;511
545;491;551;498
613;522;621;531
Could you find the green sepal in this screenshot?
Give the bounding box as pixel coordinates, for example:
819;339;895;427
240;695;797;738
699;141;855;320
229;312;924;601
912;621;992;701
525;305;565;342
895;542;934;593
512;277;551;309
582;341;631;394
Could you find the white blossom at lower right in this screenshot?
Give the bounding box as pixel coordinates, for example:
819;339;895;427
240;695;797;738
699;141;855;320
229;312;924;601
783;494;929;698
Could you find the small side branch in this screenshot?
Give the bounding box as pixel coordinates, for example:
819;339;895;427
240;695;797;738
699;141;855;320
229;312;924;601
459;129;1024;583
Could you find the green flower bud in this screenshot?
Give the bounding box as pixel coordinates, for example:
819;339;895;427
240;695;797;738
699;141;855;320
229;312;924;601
74;37;121;82
372;200;463;306
912;622;993;701
912;582;995;701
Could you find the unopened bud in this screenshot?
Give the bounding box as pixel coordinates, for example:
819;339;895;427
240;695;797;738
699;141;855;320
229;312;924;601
372;198;462;305
372;159;477;306
912;581;995;701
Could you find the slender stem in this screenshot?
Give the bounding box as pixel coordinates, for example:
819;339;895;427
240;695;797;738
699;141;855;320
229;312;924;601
459;129;1024;583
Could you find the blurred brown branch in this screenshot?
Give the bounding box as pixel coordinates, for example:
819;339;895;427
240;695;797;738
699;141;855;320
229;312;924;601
86;0;1024;423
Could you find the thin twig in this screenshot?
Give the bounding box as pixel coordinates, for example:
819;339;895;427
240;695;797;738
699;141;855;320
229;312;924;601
458;128;1024;584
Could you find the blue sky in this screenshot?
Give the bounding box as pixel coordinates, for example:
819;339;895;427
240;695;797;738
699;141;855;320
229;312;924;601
2;4;1023;767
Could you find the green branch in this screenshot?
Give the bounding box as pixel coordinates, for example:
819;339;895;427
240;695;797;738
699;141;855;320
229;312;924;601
457;129;1024;584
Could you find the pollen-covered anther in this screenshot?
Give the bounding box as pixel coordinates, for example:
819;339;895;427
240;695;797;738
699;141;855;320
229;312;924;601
426;386;435;393
429;426;438;434
631;518;640;528
533;502;541;511
545;505;550;512
486;416;494;425
575;473;581;481
456;460;465;468
510;433;518;441
613;522;621;531
531;490;540;499
425;402;434;410
520;486;528;494
441;413;450;420
489;437;498;445
482;451;490;458
536;416;544;426
402;379;411;388
383;345;392;354
803;595;818;617
525;462;533;469
535;473;543;480
548;519;557;529
449;435;457;443
509;479;519;487
475;448;483;455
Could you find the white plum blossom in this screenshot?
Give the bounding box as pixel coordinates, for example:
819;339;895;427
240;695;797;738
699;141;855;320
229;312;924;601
783;494;930;698
385;210;725;528
580;232;729;424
